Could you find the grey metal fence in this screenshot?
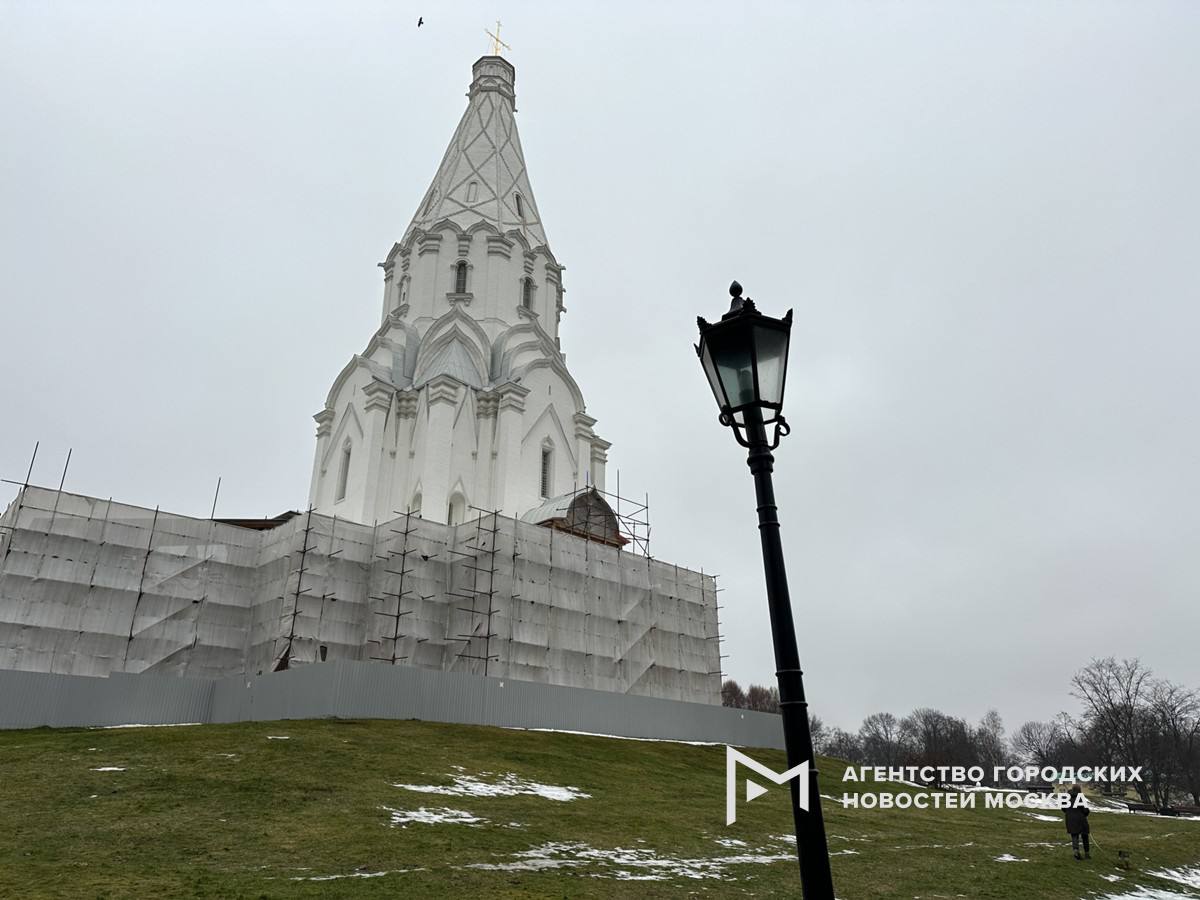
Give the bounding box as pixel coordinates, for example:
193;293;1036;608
0;661;784;749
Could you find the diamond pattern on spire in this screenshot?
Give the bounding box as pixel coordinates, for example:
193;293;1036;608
406;60;548;249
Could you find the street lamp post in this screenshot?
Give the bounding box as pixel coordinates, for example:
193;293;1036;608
696;281;835;899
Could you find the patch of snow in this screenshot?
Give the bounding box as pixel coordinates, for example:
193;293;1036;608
510;727;718;746
1026;813;1061;822
1096;889;1199;900
91;766;125;772
1101;874;1124;882
292;870;423;881
463;840;794;880
88;794;98;799
266;735;290;740
994;854;1029;862
94;723;201;729
382;806;486;827
216;753;237;758
391;771;590;802
714;838;747;848
1148;867;1200;890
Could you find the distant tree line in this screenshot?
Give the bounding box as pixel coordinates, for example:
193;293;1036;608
723;657;1200;808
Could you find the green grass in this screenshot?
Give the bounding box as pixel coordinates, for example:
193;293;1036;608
0;718;1197;898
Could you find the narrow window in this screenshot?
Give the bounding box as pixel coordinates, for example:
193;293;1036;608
522;278;533;309
466;181;478;202
447;494;465;526
319;645;328;662
515;193;524;218
336;442;351;501
454;261;468;294
540;447;553;498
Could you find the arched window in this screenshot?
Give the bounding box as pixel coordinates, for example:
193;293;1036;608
336;441;352;502
540;445;553;498
466;181;479;202
514;193;524;219
410;491;422;518
522;278;533;309
454;261;468;294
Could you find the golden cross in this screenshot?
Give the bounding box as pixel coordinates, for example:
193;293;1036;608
485;20;511;56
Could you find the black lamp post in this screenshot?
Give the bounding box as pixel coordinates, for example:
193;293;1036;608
696;281;835;899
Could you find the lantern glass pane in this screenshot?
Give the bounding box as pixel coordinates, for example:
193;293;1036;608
699;342;726;408
752;324;788;407
714;341;756;409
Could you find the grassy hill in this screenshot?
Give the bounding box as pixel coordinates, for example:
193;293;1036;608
1;718;1197;899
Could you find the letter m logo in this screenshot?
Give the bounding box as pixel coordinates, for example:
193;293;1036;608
726;746;810;825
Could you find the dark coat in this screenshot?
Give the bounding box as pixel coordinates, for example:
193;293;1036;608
1064;790;1090;835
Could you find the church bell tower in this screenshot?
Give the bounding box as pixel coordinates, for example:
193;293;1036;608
308;56;610;526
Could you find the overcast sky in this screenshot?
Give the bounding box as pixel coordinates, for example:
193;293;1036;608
3;1;1198;733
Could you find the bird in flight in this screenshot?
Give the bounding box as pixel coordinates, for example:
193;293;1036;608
417;16;423;27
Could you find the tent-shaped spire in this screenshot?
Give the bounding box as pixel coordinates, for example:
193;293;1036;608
406;56;548;249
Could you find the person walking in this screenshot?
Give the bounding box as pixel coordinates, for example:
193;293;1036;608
1064;785;1091;860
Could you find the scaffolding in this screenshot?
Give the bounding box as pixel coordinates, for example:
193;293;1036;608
0;478;723;705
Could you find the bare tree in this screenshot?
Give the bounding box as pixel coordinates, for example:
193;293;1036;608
809;712;827;752
1151;680;1200;806
900;708;977;776
823;728;864;763
721;679;746;709
859;712;906;766
1071;658;1156;803
1012;720;1064;767
974;710;1009;782
744;684;781;714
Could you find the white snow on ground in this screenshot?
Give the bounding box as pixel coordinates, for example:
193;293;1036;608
91;767;125;772
1096;889;1199;900
391;771;590;802
1026;813;1061;822
462;841;794;880
1149;867;1200;890
993;854;1029;862
1101;874;1124;882
94;723;201;729
509;727;718;746
714;838;747;848
291;869;424;881
382;806;486;826
266;736;290;740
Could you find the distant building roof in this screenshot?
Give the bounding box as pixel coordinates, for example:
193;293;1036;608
521;489;628;548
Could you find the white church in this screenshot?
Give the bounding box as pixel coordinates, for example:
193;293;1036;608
0;55;723;705
310;55;609;529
